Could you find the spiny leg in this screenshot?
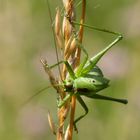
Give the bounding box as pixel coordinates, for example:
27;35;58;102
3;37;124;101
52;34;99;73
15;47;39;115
88;93;128;104
74;95;88;132
81;34;122;76
68;20;123;77
65;17;124;81
72;21;122;36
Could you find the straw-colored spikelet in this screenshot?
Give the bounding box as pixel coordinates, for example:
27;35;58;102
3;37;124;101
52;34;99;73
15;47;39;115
53;0;86;139
47;111;56;135
55;8;63;50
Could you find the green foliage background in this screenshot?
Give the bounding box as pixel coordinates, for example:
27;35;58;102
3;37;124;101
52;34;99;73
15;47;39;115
0;0;140;140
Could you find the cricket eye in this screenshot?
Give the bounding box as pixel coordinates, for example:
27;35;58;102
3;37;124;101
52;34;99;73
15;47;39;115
92;80;95;83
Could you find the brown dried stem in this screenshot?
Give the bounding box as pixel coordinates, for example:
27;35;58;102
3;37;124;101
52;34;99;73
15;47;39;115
56;1;75;139
66;1;86;139
53;0;86;139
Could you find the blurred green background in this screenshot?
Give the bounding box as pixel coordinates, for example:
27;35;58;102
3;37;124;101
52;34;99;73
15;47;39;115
0;0;140;140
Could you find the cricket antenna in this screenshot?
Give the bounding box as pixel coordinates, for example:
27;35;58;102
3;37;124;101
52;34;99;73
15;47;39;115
21;86;52;107
46;0;63;81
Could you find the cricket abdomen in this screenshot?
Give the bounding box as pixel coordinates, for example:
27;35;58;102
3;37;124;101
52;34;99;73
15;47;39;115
73;76;109;93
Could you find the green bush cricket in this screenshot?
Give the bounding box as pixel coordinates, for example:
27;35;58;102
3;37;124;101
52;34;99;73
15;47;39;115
25;0;128;132
40;13;128;131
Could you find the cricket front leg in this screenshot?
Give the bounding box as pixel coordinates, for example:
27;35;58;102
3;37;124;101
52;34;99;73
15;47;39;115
44;59;76;80
40;59;60;91
57;93;73;108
